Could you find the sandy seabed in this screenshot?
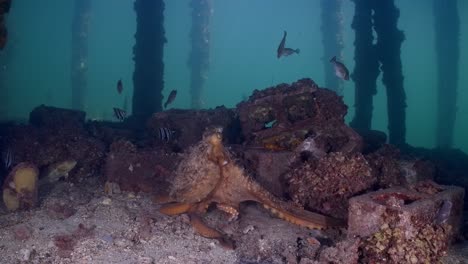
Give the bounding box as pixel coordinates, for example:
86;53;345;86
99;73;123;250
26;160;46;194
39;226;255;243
0;177;466;264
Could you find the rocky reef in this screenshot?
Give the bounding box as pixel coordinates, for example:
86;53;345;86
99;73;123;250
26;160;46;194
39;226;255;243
2;105;105;181
0;78;465;263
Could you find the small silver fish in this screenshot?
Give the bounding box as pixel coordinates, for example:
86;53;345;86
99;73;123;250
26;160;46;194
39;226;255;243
113;107;127;121
277;31;300;58
2;147;13;170
330;56;349;81
434;200;452;225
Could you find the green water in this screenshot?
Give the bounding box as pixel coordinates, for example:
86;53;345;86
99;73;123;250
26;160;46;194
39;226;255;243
0;0;467;152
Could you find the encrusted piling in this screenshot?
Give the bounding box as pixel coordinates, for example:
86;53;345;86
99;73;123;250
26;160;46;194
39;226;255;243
132;0;166;123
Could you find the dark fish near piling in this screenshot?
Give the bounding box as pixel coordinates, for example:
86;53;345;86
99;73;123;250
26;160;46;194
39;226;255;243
277;31;300;58
2;147;13;170
330;56;349;81
117;79;123;94
113;107;126;121
434;200;452;225
164;90;177;109
158;127;175;143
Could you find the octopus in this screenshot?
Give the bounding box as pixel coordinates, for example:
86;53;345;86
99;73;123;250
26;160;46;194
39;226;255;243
155;127;345;249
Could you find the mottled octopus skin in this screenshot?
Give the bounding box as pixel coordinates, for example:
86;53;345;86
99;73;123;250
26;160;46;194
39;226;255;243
158;129;345;249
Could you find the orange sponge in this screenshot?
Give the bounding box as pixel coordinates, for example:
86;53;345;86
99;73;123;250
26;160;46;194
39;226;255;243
2;162;39;211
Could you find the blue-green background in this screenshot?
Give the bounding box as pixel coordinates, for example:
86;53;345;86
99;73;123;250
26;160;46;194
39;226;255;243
0;0;467;153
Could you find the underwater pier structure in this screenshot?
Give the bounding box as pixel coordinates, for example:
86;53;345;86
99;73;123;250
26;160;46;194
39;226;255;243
70;0;91;111
0;0;12;119
349;0;379;133
372;0;406;147
0;0;11;50
433;0;460;149
320;0;344;95
350;0;406;146
132;0;166;124
188;0;211;109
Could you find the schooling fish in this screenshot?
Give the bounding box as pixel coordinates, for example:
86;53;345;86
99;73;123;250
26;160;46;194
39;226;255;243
2;147;13;170
434;200;452;225
158;127;175;143
164;90;177;109
117;79;123;94
277;31;300;58
113;107;127;121
330;56;349;81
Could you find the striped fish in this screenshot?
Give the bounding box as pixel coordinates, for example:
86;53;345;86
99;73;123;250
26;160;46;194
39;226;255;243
158;127;175;143
2;147;13;170
113;107;126;121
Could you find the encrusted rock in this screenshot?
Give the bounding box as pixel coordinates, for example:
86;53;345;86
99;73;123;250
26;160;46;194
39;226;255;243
350;182;464;263
236;78;362;153
366;144;436;188
348;181;464;239
366;144;404;188
286;152;375;219
105;140;180;193
240;148;294;197
29;105;86;131
4;123;105;181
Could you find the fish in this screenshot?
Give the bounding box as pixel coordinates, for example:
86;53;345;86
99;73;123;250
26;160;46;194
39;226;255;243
43;160;77;183
164;90;177;109
330;56;350;81
2;147;13;170
158;127;175;143
113;107;127;121
117;79;123;94
277;31;300;58
434;200;452;225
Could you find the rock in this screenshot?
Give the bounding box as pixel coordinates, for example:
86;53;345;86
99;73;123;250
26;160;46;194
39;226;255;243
3;123;105;181
241;148;293;197
348;181;464;240
354;129;387;154
318;238;361;264
366;144;404;188
399;159;436;185
104;139;180;193
236;78;362;153
29;105;86;131
286;152;376;219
